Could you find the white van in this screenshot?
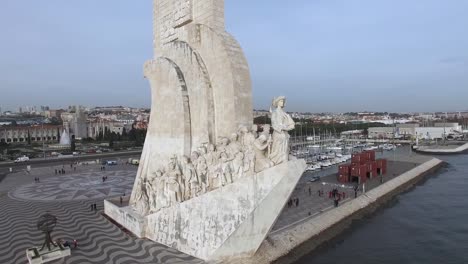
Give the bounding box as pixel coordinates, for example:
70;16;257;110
14;156;30;163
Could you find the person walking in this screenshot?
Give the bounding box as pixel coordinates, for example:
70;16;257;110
120;196;123;205
73;239;78;249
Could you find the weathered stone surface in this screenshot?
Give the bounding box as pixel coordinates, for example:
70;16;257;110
130;0;253;191
107;159;306;261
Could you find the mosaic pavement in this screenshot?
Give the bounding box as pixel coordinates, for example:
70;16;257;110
9;171;135;201
0;165;202;264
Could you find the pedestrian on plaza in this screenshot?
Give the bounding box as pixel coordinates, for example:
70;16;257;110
102;176;105;183
120;196;123;205
296;199;299;207
334;198;339;207
308;187;311;196
94;203;97;211
58;170;61;175
55;169;57;175
342;192;346;199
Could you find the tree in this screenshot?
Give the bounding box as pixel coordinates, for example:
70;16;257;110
27;130;31;145
109;132;117;148
71;140;76;152
56;127;61;142
122;127;128;140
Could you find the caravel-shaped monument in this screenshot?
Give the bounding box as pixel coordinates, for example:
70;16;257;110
104;0;306;261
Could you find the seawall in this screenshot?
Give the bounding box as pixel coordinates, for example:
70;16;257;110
242;158;444;264
413;143;468;155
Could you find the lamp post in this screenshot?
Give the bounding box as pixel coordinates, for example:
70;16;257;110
42;123;45;160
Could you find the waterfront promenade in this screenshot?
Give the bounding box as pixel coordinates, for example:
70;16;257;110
0;148;440;263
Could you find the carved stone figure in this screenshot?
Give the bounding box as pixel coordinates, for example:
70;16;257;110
227;133;242;157
269;96;295;165
220;152;233;186
204;144;218;190
191;151;207;194
153;170;167;212
239;126;256;175
181;155;196;200
232;151;244;180
254;134;274;172
134;178;150;215
165;156;183;206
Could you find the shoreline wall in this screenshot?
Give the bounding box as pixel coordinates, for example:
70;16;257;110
241;158;444;264
414;143;468;155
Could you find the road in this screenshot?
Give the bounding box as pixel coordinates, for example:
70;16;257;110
0;150;142;173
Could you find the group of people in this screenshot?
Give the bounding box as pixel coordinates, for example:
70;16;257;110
55;168;66;175
131;96;297;215
329;188;346;207
60;239;78;249
132;125;286;215
287;198;300;208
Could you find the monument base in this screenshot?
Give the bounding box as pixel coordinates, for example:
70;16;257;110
104;159;306;261
26;246;71;264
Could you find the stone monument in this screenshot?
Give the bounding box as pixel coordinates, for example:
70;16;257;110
104;0;306;262
26;213;71;264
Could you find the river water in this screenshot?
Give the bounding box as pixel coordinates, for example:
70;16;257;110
295;154;468;264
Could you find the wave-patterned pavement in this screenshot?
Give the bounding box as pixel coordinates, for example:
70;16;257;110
0;196;203;264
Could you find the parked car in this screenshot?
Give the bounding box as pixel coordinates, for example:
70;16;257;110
106;160;118;165
309;176;321;182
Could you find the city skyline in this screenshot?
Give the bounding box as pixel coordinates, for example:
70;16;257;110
1;0;467;112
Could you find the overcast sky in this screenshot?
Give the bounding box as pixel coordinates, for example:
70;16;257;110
1;0;467;113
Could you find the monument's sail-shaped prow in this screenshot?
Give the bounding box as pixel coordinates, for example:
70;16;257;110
133;0;253;180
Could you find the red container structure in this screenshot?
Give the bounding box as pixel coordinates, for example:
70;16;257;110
338;164;351;183
338;151;387;184
365;161;378;179
350;164;368;184
351;153;365;164
362;150;376;162
376;159;388;175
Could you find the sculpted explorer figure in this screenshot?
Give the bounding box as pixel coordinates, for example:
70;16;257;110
254;134;274;172
269;96;295;165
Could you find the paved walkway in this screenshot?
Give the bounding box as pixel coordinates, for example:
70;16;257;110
272;148;429;232
0;163;202;264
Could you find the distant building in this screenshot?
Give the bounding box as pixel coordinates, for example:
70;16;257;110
44;109;65;119
61;106;87;139
368;123;462;139
0;125;62;143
